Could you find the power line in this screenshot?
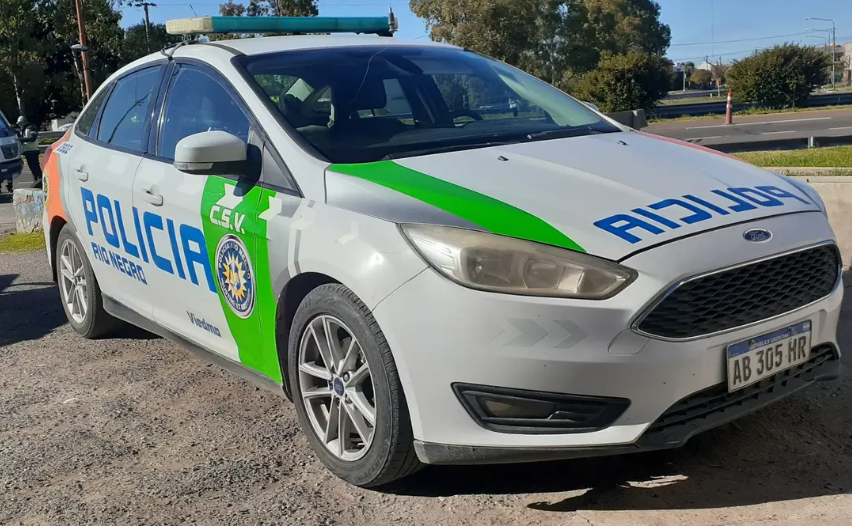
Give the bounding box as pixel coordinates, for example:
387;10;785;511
670;31;811;47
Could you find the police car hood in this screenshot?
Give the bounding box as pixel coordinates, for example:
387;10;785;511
326;131;821;261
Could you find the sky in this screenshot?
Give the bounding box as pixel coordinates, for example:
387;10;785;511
119;0;852;65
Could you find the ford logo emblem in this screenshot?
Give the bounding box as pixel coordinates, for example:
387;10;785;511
743;228;772;243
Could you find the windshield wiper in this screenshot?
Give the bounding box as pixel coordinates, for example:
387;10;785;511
525;126;614;142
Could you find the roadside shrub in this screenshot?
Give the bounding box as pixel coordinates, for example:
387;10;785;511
726;44;830;109
689;69;712;89
573;51;670;112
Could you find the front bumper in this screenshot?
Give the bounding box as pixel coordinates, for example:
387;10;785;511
372;211;843;464
0;158;23;180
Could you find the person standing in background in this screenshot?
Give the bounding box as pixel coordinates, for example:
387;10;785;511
16;116;42;189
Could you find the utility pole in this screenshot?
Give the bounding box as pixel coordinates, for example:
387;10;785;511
806;17;836;91
132;1;158;52
73;0;93;100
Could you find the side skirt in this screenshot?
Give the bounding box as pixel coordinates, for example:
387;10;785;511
103;295;286;399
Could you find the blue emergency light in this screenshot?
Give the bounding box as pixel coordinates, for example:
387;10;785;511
166;13;397;36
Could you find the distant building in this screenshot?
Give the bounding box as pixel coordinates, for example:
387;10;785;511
696;60;714;71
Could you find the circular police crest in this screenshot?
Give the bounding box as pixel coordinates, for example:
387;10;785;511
215;235;255;318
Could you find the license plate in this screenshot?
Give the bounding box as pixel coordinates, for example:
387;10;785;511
726;321;812;392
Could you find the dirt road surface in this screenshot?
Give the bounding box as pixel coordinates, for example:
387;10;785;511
2;248;851;526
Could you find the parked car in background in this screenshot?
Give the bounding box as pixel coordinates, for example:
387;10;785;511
0;109;23;193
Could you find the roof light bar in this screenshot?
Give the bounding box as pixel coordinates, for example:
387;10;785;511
166;15;394;36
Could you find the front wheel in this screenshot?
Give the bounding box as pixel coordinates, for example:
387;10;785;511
288;284;421;487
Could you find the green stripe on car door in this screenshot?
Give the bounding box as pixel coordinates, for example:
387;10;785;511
200;178;282;383
330;161;584;252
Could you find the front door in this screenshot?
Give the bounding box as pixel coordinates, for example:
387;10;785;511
133;62;268;370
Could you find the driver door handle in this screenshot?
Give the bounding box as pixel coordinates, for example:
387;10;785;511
73;169;88;182
139;189;163;207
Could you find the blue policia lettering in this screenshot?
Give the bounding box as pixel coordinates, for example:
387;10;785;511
594;185;815;244
80;188;216;292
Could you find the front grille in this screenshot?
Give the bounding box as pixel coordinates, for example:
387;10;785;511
1;144;18;160
637;245;840;339
640;344;837;444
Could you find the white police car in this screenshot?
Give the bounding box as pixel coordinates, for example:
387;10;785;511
43;13;843;487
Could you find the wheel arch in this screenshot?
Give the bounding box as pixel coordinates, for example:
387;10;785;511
48;216;68;282
275;271;340;401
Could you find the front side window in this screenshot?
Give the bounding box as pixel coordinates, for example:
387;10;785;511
244;46;619;163
75;88;110;137
158;65;251;160
97;67;161;152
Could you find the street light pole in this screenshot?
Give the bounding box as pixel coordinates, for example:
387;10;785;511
806;17;836;91
73;0;93;100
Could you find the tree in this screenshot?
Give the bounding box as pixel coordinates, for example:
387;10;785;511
0;0;42;115
572;50;670;111
727;44;830;108
0;0;124;126
710;63;728;85
123;21;183;63
410;0;670;90
214;0;318;39
689;69;712;88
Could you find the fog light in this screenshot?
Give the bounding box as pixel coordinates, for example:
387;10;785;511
453;383;630;434
482;398;555;419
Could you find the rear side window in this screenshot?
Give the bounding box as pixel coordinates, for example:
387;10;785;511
97;67;161;152
158;65;251;160
75;88;109;137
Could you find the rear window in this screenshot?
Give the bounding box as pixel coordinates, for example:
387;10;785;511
243;46;618;164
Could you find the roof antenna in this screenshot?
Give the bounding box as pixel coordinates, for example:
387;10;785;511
161;40;188;60
189;3;198;16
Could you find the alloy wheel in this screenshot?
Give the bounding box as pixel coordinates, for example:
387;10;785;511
298;315;376;461
58;239;88;324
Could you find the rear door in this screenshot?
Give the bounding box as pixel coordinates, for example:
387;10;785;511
62;64;165;318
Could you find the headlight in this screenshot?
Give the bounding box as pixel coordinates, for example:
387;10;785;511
783;175;827;216
401;224;636;299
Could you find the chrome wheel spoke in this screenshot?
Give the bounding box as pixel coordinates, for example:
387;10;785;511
309;321;336;376
343;398;373;444
302;386;333;400
347;389;376;426
339;339;359;374
322;316;346;369
324;398;340;444
347;363;370;387
337;401;351;456
60;264;74;283
299;362;332;381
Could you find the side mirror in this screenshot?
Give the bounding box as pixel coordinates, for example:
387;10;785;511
174;131;248;176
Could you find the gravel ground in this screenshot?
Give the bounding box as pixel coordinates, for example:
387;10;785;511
1;248;851;526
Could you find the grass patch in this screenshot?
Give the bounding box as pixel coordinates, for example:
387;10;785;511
734;145;852;168
0;232;44;253
660;95;723;106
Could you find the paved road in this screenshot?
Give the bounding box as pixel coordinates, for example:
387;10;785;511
647;107;852;148
1;247;851;525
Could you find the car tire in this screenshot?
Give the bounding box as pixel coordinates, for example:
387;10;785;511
288;283;422;487
56;225;120;338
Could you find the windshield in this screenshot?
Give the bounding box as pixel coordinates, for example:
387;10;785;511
0;111;11;137
243;46;620;163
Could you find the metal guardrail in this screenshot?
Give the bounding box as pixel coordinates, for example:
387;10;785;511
705;133;852;153
652;92;852;119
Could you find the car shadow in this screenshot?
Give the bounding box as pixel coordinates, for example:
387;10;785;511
391;270;852;511
0;272;158;347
